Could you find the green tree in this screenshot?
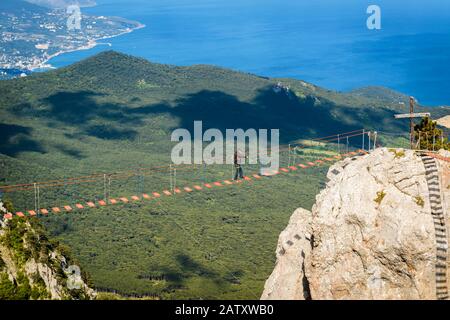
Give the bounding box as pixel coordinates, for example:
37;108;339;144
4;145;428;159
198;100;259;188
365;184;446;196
3;199;14;213
414;117;450;151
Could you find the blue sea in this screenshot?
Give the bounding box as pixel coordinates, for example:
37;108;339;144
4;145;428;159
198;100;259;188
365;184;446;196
47;0;450;106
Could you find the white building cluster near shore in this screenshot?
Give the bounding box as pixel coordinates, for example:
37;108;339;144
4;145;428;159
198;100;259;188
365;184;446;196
0;1;144;73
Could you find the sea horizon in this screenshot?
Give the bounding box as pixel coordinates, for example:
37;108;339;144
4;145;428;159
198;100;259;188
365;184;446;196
42;0;450;107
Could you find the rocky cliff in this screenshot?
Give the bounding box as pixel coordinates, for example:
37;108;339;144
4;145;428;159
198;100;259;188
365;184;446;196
437;115;450;129
262;148;449;300
0;216;96;300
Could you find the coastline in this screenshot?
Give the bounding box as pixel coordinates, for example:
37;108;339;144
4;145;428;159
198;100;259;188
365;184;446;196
30;23;146;71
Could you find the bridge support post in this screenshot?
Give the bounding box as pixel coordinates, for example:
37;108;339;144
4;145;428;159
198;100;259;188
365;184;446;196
346;136;349;154
202;161;206;183
373;131;377;151
362;129;365;151
108;176;111;200
103;174;107;201
169;164;173;193
337;134;340;154
288;144;291;167
173;168;177;193
231;164;234;180
34;183;37;212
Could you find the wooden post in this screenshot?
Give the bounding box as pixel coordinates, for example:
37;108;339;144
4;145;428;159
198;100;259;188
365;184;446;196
337;134;340;154
203;162;206;183
346;136;349;154
232;161;234;180
37;185;40;211
34;183;37;212
373;131;377;151
173;168;177;193
169;164;173;192
409;97;414;149
108;176;111;200
362;129;365;151
394;97;430;150
103;174;107;200
288;144;291;167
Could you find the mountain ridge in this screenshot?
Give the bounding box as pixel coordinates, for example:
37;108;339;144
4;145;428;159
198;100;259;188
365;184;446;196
0;51;448;298
0;50;448;183
0;50;448;180
13;50;447;113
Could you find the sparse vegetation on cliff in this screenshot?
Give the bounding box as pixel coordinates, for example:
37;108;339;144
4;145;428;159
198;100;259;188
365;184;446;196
415;196;425;208
0;215;95;300
414;117;450;151
389;149;405;159
374;190;386;205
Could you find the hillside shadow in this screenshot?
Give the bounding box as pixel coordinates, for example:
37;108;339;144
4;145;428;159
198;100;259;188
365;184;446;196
85;125;138;140
155;253;227;292
53;144;85;159
41;91;101;125
0;123;45;156
9;91;143;143
6;86;406;152
37;91;144;126
175;253;227;288
127;86;371;143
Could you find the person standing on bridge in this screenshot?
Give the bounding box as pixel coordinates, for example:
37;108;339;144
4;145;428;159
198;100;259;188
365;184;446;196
233;150;246;180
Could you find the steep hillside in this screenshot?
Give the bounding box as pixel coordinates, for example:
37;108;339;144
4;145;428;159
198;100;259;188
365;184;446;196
0;50;447;185
348;86;410;105
0;51;448;298
0;213;95;299
262;148;450;300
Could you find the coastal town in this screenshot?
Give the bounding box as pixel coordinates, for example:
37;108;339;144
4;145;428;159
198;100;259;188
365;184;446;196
0;0;144;78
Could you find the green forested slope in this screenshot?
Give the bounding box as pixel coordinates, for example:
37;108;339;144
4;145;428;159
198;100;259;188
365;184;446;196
0;51;448;298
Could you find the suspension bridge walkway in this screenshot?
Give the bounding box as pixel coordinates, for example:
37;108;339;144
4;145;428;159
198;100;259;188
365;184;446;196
1;129;371;219
2;150;367;220
1;128;448;300
0;127;426;220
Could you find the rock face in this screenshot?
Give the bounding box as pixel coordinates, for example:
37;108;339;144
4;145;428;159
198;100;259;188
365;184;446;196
0;217;96;300
261;208;313;300
437;115;450;129
262;148;449;300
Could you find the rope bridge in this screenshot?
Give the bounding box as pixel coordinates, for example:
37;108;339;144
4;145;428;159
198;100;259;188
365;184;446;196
1;130;370;219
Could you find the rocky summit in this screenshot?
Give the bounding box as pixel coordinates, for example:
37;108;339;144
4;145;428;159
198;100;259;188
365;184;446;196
262;148;450;300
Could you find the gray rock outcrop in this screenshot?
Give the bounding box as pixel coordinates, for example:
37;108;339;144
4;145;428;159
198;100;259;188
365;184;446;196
262;148;449;300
